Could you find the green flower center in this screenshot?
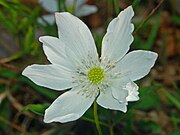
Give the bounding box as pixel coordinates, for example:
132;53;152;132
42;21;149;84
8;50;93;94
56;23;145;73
87;67;105;84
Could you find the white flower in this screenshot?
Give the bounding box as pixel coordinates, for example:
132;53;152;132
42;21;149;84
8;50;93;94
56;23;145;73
22;6;157;123
38;0;97;25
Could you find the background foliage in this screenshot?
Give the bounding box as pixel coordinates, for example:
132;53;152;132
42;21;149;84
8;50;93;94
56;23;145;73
0;0;179;135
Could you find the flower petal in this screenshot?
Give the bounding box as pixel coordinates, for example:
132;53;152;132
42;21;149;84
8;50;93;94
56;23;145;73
44;86;96;123
39;36;75;70
125;82;139;101
76;0;87;6
75;5;97;17
101;6;134;62
22;64;77;90
65;0;86;9
110;76;130;102
38;14;55;26
111;87;128;103
97;88;127;112
55;12;99;63
113;50;158;81
39;0;58;12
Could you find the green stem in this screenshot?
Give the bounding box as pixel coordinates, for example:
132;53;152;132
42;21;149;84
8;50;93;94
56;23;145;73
109;111;114;135
160;88;180;110
110;125;114;135
133;0;164;34
81;117;108;127
94;102;102;135
113;0;120;15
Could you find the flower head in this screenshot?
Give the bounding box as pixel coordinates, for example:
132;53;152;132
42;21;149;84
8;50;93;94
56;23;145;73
22;6;157;123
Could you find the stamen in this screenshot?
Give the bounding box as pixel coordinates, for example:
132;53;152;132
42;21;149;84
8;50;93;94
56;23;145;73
87;67;105;84
71;53;116;98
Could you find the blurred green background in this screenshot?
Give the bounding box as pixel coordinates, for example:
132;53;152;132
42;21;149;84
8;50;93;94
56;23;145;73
0;0;180;135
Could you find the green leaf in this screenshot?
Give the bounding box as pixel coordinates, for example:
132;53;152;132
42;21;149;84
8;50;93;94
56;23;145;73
0;1;11;8
167;131;180;135
0;99;10;133
160;88;180;110
22;104;50;116
136;86;160;110
5;51;24;62
0;67;17;78
171;15;180;25
132;0;141;8
24;26;35;51
137;120;162;134
0;10;16;33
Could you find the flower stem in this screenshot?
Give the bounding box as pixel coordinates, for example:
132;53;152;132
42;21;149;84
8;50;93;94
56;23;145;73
113;0;120;15
110;125;114;135
109;111;114;135
133;0;164;34
93;102;102;135
81;117;109;127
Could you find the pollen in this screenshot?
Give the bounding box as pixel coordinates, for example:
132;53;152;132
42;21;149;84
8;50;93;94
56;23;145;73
87;67;105;84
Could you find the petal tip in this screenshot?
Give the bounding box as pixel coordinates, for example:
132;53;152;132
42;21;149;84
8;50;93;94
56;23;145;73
43;109;53;123
127;5;133;11
123;109;127;113
43;118;50;123
39;36;45;43
22;65;31;76
153;52;158;59
119;5;134;17
147;51;158;62
121;104;128;113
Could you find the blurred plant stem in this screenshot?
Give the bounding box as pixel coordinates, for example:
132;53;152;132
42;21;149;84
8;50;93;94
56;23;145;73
160;88;180;110
81;117;108;127
109;111;114;135
58;0;65;11
113;0;120;15
132;0;141;8
110;125;114;135
94;101;102;135
0;116;25;133
133;0;164;34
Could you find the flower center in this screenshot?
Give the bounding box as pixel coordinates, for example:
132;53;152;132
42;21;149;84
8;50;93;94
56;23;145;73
87;67;105;84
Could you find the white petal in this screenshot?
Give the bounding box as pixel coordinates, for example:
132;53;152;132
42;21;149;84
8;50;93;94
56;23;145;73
101;6;134;62
65;0;86;8
125;82;139;101
55;12;99;63
44;86;96;123
76;0;87;6
97;88;127;112
22;64;77;90
39;36;75;70
110;76;130;102
75;5;97;17
65;0;87;8
113;50;158;81
38;14;55;25
39;0;58;12
111;87;128;102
